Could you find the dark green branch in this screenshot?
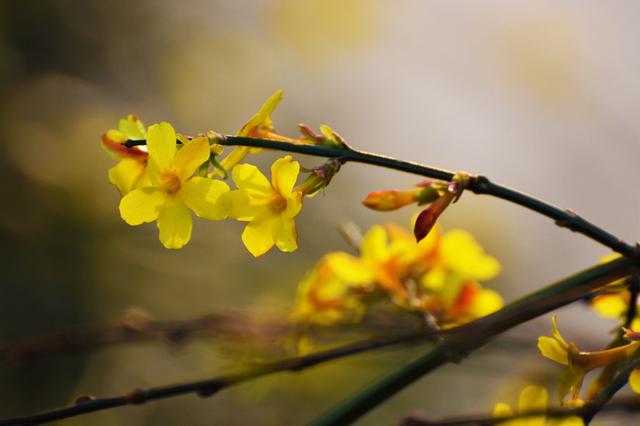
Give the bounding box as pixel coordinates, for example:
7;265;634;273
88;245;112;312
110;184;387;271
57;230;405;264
125;137;635;255
311;255;635;426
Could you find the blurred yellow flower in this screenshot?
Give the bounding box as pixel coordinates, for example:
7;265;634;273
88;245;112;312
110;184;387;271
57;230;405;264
229;155;303;257
590;253;634;321
493;385;583;426
292;222;503;328
119;122;230;249
101;114;150;195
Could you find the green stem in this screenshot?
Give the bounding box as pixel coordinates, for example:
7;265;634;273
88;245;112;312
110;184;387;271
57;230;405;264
311;255;635;426
222;138;634;255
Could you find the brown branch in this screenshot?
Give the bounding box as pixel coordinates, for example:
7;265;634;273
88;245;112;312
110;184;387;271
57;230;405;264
399;395;640;426
0;308;290;365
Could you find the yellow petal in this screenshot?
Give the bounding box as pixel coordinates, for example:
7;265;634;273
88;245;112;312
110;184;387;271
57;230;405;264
537;336;569;365
228;189;263;221
237;90;283;137
440;229;500;281
218;147;251;174
630;369;640;394
592;294;627;319
360;225;388;263
285;191;303;218
421;267;447;292
325;252;375;284
242;214;277;257
119;187;167;225
108;158;146;195
492;402;513;418
118;114;146;140
231;163;272;197
548;416;584;426
273;216;298;252
174;137;211;181
551;315;568;346
180;177;230;221
518;385;548;412
467;288;503;318
106;129;127;143
271;155;299;198
147;122;176;171
157;199;192;249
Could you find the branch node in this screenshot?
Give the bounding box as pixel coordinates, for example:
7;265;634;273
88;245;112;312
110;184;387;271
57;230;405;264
74;395;96;405
125;388;148;405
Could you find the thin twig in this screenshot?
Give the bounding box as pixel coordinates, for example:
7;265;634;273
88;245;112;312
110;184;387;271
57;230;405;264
3;256;634;425
399;395;640;426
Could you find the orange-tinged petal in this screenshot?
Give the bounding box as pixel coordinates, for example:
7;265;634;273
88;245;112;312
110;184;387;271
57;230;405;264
242;214;277;257
231;163;272;197
273;216;298;252
108;158;146;195
271;155;299;198
157;198;192;249
119;187;167;225
180;177;230;221
147;122;177;171
174;137;211;181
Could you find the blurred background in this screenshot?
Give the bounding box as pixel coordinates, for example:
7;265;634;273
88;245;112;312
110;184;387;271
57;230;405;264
1;0;639;424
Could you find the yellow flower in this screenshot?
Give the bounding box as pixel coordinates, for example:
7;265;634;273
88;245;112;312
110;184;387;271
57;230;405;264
101;114;151;195
218;90;290;174
537;315;640;403
119;122;230;249
493;385;584;426
590;253;633;320
291;257;366;325
229;155;303;257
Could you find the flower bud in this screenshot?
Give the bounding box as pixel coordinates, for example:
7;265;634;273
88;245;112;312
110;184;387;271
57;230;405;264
362;189;420;211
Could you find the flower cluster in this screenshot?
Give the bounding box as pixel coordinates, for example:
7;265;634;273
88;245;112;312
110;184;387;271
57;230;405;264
101;91;339;255
493;385;583;426
537;315;640;405
291;222;502;327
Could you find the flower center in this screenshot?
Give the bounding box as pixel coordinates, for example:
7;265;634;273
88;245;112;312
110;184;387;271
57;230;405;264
268;193;288;214
160;171;181;194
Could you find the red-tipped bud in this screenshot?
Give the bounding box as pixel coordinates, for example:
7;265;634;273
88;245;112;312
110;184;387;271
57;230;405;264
362;189;420;211
414;192;454;242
